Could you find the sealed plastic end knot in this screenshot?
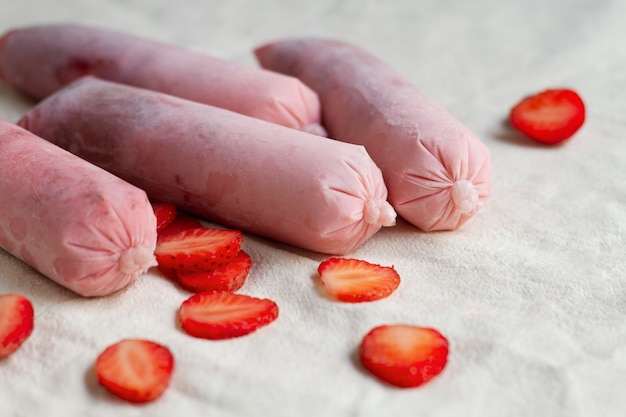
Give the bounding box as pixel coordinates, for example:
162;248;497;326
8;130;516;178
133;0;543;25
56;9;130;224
303;123;328;137
364;198;397;227
119;246;158;276
451;180;479;215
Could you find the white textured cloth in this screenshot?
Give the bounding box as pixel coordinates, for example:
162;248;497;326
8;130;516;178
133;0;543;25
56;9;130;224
1;1;625;416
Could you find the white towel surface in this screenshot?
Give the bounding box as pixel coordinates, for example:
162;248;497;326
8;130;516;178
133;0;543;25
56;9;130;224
1;1;625;416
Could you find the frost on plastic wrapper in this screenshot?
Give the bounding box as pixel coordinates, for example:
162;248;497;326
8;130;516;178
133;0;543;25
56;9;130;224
255;38;491;232
0;119;157;297
0;24;325;135
18;77;395;255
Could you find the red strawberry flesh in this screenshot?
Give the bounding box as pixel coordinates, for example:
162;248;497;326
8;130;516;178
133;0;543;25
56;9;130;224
95;339;174;403
151;202;177;232
179;292;279;340
510;88;585;144
318;257;400;302
177;250;252;293
0;293;34;358
157;213;202;240
360;324;449;388
155;227;243;276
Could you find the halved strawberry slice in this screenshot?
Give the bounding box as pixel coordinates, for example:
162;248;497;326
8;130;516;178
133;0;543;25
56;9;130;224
155;227;243;277
317;258;400;302
179;292;279;339
155;215;216;280
95;339;174;403
177;250;252;293
157;213;202;240
359;324;449;388
151;202;177;232
509;88;585;145
0;293;34;358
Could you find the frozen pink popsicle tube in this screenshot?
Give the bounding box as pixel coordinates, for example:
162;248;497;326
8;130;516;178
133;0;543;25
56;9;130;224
255;39;491;231
18;77;396;255
0;24;325;135
0;118;157;297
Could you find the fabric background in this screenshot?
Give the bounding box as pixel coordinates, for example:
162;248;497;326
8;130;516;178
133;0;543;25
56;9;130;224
1;1;625;416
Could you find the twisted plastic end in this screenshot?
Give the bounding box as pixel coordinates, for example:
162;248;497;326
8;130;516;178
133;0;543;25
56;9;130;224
119;245;158;276
451;180;479;215
303;123;328;137
364;198;397;227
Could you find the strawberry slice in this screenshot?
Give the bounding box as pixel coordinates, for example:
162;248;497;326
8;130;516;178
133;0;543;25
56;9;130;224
155;227;243;276
156;214;206;280
0;294;34;358
151;202;177;232
359;324;449;388
95;339;174;403
509;88;585;145
176;250;252;293
157;213;202;239
179;292;279;339
317;258;400;302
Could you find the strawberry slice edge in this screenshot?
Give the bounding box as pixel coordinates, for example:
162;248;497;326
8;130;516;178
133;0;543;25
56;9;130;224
0;293;34;358
95;338;174;403
359;324;449;388
151;202;177;232
179;292;279;340
317;257;401;303
157;213;203;240
509;88;585;145
176;250;252;293
155;227;243;276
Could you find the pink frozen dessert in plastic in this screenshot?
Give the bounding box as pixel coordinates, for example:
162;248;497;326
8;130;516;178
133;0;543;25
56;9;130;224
0;118;157;297
18;77;396;255
255;39;491;231
0;24;325;135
